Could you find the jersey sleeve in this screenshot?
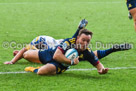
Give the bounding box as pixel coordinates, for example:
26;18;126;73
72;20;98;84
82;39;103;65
57;38;70;54
84;49;100;66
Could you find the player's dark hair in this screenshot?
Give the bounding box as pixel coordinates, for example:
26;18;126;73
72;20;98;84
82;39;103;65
78;29;93;37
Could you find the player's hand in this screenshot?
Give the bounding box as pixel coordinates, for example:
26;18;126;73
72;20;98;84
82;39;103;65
4;61;13;64
73;56;79;65
98;68;109;74
78;19;88;29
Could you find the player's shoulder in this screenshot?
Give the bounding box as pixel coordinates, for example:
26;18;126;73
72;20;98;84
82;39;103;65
60;38;71;46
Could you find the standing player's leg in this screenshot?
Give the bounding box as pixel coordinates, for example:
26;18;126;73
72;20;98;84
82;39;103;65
129;8;136;31
126;0;136;31
93;43;132;59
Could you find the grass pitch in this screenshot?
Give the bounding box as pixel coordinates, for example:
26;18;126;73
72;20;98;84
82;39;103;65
0;0;136;91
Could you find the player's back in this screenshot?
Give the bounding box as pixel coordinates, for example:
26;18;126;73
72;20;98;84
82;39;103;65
30;35;62;49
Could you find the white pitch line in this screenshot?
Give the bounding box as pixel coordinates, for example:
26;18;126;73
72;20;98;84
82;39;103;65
68;67;136;71
0;71;28;74
0;67;136;74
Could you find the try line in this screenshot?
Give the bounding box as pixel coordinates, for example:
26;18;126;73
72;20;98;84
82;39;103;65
0;67;136;74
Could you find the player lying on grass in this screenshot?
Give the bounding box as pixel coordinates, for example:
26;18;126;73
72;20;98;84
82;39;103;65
24;28;131;75
4;27;109;75
4;19;131;67
24;29;109;75
4;19;88;64
126;0;136;31
14;35;63;56
4;19;131;75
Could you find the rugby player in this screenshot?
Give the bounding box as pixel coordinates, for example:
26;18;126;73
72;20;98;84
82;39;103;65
4;19;87;64
25;29;109;75
24;28;131;75
4;19;131;69
4;36;63;64
126;0;136;31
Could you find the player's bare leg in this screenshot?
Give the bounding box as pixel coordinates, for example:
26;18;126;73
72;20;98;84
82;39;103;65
23;50;42;63
129;8;136;31
37;64;56;75
25;64;56;75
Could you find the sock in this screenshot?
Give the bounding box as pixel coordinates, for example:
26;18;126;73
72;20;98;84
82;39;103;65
97;48;114;59
33;69;38;73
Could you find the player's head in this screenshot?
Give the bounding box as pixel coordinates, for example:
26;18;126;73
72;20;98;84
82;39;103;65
76;29;93;51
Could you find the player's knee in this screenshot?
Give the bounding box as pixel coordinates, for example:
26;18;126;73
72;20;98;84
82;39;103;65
37;66;56;75
133;13;136;22
37;70;44;75
37;69;50;75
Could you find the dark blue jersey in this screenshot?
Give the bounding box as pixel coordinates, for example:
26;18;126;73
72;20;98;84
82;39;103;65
58;37;99;66
126;0;136;10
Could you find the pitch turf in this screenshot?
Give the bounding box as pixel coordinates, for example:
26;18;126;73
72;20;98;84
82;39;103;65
0;0;136;91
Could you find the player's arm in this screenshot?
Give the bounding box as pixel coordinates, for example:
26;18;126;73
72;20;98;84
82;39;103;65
90;59;108;74
95;62;109;74
92;60;108;74
4;44;38;64
53;47;79;65
4;47;27;64
86;50;108;74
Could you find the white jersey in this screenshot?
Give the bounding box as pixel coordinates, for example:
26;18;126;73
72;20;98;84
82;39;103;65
30;35;63;49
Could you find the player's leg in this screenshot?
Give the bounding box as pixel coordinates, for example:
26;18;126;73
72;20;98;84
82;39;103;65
23;50;42;64
25;61;68;75
129;8;136;31
25;64;56;75
37;64;56;75
126;0;136;31
72;19;88;38
128;12;133;20
93;43;132;59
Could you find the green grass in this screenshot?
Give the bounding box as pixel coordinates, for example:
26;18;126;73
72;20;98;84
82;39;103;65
0;0;136;91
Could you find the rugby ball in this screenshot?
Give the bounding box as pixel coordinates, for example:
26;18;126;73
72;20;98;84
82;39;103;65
62;48;78;66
